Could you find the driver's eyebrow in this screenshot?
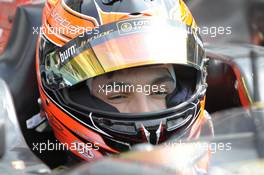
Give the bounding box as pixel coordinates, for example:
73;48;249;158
107;81;131;87
100;81;131;90
150;75;175;85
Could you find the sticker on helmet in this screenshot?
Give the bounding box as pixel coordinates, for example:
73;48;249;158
116;18;152;35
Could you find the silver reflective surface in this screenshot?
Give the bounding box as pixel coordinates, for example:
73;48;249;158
0;79;51;175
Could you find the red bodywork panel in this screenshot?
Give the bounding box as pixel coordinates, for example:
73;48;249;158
0;0;33;54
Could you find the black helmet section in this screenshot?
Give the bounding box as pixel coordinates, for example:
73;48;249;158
64;0;165;21
94;99;200;145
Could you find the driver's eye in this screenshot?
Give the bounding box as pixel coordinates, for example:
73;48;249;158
107;94;128;101
150;83;175;97
152;91;169;95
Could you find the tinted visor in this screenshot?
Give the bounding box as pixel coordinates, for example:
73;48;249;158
43;17;204;90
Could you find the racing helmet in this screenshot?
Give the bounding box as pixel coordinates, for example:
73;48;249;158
36;0;210;161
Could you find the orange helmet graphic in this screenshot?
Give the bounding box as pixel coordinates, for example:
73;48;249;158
36;0;211;162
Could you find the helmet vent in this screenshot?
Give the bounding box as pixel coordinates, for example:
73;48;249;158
129;12;143;16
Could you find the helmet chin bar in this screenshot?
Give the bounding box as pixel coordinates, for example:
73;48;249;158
89;99;201;147
57;88;204;151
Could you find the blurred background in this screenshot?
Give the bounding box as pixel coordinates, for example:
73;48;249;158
1;0;264;55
